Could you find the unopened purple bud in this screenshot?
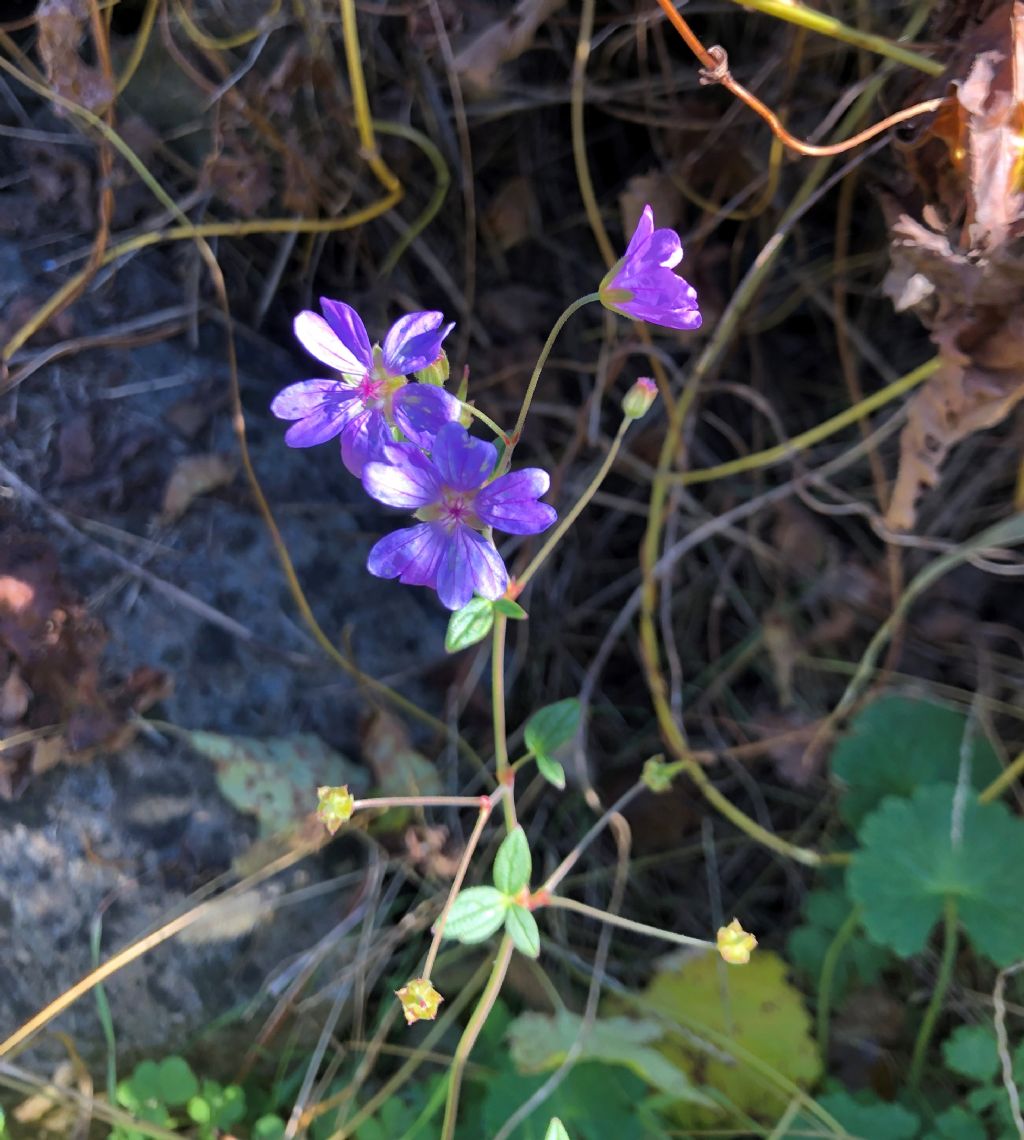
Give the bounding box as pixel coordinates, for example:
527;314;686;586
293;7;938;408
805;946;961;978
622;377;658;420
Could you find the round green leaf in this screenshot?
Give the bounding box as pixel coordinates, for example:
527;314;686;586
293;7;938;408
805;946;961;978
849;784;1024;963
832;696;1000;827
441;886;508;944
505;904;540;958
524;699;581;758
494;826;532;895
445;598;494;653
156;1056;199;1106
942;1025;1000;1083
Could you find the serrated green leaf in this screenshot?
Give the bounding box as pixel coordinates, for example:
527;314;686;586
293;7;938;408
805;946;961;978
505;905;540;958
925;1105;988;1140
942;1024;1001;1082
832;695;1000;827
814;1091;919;1139
494;598;528;620
544;1120;571;1140
441;886;508;944
445;598;495;652
508;1010;712;1106
524;699;581;757
786;889;888;1000
535;751;566;790
848;784;1024;963
494;827;532;894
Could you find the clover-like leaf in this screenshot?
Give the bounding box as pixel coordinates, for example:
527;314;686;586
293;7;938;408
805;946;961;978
942;1024;1001;1083
494;826;532;895
445;597;494;652
505;905;540;958
848;784;1024;964
832;695;1000;827
441;886;508;945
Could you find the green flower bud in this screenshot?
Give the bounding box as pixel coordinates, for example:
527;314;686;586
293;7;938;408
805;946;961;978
621;377;658;420
316;785;355;834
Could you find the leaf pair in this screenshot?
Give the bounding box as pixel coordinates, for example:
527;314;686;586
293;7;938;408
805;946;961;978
441;826;540;957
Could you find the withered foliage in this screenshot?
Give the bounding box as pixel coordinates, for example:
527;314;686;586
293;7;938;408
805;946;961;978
0;530;169;797
885;0;1024;529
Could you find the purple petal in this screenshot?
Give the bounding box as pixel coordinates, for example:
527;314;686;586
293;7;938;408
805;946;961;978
271;378;350;420
381;312;453;376
475;469;557;535
436;526;508;610
367;522;448;587
392;383;461;447
284;395;363;448
339;408;392;476
622;204;654;260
320;299;373;370
294;311;368;375
363;444;443;509
431;423;497;492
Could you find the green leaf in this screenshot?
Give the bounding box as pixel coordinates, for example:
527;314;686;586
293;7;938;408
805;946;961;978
441;886;508;944
505;905;540;958
445;598;495;652
786;889;888;999
815;1091;919;1139
535;751;566;790
180;730;363;836
251;1117;287;1140
925;1105;988;1140
544;1120;571;1140
848;784;1024;964
525;699;581;757
156;1056;199;1106
832;695;1000;827
494;598;528;620
480;1063;651;1140
494;826;532;895
507;1010;712;1106
641;950;821;1127
942;1024;1001;1082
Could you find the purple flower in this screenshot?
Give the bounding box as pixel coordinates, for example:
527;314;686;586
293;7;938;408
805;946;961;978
362;423;557;610
599;205;702;331
271;299;459;476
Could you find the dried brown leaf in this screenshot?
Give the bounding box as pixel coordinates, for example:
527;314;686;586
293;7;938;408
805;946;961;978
36;0;113;115
453;0;567;96
161;454;235;523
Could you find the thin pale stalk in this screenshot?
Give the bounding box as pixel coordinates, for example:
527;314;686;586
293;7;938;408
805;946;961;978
909;898;959;1089
544;895;714;952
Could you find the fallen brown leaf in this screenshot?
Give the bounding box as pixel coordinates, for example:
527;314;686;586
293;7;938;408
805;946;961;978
453;0;567;96
160;454;236;523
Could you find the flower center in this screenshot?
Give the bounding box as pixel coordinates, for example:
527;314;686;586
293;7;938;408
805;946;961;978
357;373;386;409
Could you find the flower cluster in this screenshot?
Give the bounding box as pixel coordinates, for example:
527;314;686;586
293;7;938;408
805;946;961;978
272;206;700;612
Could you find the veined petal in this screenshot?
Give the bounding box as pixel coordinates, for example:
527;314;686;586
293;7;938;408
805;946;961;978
320;299;373;369
431;422;497;492
475;469;557;535
393;383;461;447
381;312;453;376
271;378;351;420
284;398;361;448
339;408;392;476
642;229;683;270
363;444;443;509
294;311;368;374
436;526;508;610
367;522;448;587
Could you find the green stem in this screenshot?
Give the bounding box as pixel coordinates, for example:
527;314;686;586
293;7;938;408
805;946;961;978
979;746;1024;804
491;614;516;831
460;401;509;443
507;292;600;457
517;417;631;591
440;935;514;1140
422;800;494;980
816;906;862;1056
545;895;714;951
909;898;959;1090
